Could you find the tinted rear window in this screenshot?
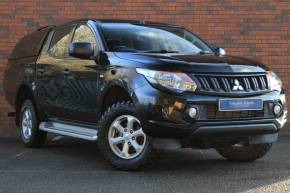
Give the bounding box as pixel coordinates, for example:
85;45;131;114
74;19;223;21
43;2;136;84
9;27;52;60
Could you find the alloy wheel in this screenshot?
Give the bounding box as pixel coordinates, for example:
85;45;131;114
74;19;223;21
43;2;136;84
108;115;146;159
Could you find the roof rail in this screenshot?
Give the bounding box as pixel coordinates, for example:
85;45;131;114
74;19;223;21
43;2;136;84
37;25;54;31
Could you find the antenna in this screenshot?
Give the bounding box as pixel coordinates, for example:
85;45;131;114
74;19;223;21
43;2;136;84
140;17;145;24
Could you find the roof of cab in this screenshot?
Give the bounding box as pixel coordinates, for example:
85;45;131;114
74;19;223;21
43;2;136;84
58;18;184;28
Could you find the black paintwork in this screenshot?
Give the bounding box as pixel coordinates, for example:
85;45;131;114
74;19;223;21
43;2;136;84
3;19;287;139
114;52;269;73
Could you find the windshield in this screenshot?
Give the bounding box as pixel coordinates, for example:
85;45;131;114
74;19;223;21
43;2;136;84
100;23;214;55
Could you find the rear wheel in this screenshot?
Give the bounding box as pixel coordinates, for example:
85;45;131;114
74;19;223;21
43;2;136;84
216;143;272;162
19;100;47;147
97;101;153;171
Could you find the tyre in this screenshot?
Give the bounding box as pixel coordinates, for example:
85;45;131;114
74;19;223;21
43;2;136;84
97;101;153;171
216;143;272;162
19;100;47;147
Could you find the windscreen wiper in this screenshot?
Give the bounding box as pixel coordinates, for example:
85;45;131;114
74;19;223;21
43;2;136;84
140;50;179;54
198;51;213;55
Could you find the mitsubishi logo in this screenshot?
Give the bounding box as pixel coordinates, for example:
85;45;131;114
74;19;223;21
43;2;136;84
232;79;244;91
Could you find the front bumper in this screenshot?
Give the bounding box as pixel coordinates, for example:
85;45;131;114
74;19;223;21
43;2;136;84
133;84;287;138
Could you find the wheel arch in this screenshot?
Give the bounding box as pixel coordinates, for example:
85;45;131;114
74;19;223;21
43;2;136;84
15;84;40;126
100;84;135;114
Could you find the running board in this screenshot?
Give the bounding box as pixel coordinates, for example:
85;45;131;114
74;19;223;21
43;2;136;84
39;122;98;141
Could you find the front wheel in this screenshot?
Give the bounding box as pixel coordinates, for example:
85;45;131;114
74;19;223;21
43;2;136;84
97;101;153;171
216;143;272;162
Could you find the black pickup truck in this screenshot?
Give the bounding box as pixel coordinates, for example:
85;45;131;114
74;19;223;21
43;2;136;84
4;19;287;170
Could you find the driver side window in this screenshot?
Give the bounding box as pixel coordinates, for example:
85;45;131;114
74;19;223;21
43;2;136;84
72;25;98;52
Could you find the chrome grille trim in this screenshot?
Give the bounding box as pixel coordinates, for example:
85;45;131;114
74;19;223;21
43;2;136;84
193;73;269;96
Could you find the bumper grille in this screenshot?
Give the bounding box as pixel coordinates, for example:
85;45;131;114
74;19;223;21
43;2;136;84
206;102;274;120
194;74;269;95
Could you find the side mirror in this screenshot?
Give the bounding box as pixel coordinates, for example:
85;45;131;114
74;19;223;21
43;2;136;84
69;42;94;59
218;47;226;56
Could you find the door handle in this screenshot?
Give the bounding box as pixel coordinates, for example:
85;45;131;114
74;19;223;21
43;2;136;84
62;69;70;76
38;68;45;74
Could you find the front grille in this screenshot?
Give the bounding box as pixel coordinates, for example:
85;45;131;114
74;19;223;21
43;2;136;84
206;102;274;120
194;74;269;95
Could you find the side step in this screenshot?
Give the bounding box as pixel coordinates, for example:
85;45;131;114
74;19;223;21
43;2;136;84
39;122;98;141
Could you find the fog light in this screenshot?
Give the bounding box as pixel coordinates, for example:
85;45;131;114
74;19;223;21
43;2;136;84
273;104;283;116
189;107;198;118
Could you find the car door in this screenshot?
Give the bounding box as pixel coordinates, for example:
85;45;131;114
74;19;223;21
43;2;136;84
36;25;75;119
57;24;100;123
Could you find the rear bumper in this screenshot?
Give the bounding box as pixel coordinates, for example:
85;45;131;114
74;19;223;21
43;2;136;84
133;84;287;138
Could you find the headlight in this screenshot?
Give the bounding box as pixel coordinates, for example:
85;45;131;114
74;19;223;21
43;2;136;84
267;71;282;92
136;68;197;93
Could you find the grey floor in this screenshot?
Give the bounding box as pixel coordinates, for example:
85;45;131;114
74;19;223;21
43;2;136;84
0;135;289;193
